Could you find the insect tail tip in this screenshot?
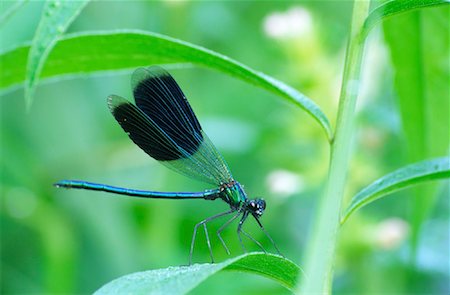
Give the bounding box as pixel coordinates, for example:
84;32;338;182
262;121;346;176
53;181;67;188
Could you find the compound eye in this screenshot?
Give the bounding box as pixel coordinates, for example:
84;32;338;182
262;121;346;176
249;198;264;216
258;199;266;210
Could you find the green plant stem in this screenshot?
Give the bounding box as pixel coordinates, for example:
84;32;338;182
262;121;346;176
297;1;370;294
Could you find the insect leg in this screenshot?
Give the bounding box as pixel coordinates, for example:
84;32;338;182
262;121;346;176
189;209;234;265
253;216;283;257
240;228;266;253
203;223;214;263
236;211;249;253
216;212;241;255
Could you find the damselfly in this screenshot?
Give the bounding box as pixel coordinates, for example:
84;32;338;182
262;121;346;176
55;66;282;264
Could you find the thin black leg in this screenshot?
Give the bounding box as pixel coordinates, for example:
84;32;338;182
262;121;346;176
254;216;283;257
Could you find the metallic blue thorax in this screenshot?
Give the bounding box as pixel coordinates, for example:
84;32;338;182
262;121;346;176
218;181;248;209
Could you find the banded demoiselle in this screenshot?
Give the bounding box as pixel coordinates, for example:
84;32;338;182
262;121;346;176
55;66;282;264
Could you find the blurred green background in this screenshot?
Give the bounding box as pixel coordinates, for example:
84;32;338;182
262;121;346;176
1;1;448;294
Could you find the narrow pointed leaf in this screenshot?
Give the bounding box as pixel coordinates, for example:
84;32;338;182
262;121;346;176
24;0;89;109
383;5;449;257
361;0;449;39
1;30;332;140
341;157;450;224
94;253;300;295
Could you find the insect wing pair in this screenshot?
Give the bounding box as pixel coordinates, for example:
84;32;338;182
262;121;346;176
56;66;282;263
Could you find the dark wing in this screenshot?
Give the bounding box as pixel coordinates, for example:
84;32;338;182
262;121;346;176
131;66;202;161
107;66;233;185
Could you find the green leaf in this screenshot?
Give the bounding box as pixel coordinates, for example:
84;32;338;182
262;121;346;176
361;0;449;38
94;253;300;295
383;5;449;259
0;30;332;140
298;2;371;294
24;0;89;109
341;157;450;224
0;0;28;27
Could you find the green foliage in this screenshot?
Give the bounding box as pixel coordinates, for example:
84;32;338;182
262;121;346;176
1;0;449;294
95;253;299;295
0;31;332;140
24;0;88;109
362;0;449;38
383;4;450;258
0;0;28;26
299;2;371;293
300;0;449;293
342;157;450;224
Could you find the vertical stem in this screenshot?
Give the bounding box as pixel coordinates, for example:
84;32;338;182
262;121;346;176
297;1;370;294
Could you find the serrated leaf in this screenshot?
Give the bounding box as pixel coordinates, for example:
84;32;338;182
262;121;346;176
341;157;450;224
0;30;332;140
361;0;449;38
24;0;89;109
94;253;300;295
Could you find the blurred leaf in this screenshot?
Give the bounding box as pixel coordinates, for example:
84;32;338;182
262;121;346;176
298;2;371;293
383;5;449;258
94;253;300;295
362;0;449;38
24;0;89;109
0;0;28;27
341;157;450;224
0;30;332;140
